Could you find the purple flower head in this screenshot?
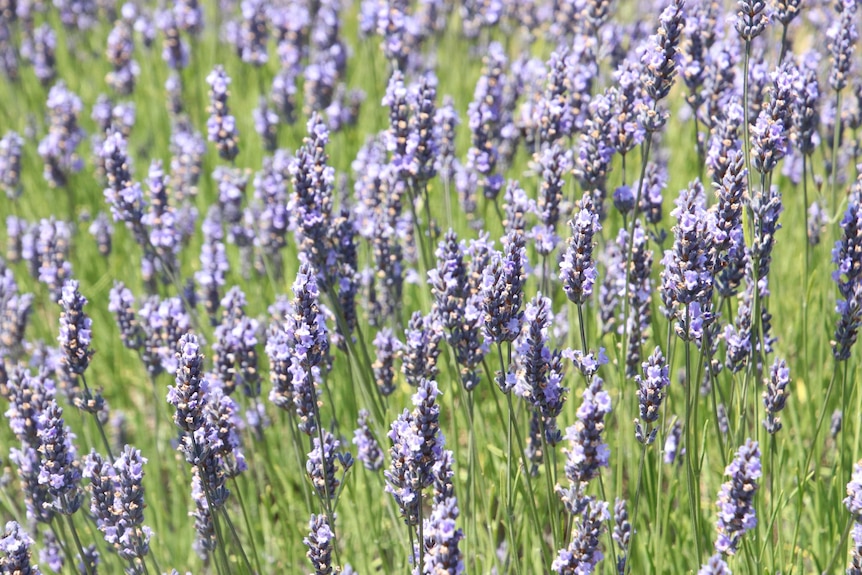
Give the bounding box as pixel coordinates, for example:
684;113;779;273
467;42;508;200
105;19;139;95
829;0;857;92
635;346;668;444
846;460;862;521
306;428;352;500
89;212;114;257
660;180;716;341
512;294;568;420
353;409;384;471
38;82;85;188
402;311;443;386
664;419;684;465
157;9;189;69
305;514;334;575
551;496;608;574
36;398;82;515
762;358;790;434
560;377;611;495
420;496;465;575
385;378;444;525
206;65;239;161
698;553;731;575
735;0;769;41
238;0;269;66
0;521;41;575
290;114;335;280
373;328;402;397
58;280;93;377
714;439;761;555
168;333;207;434
482;231;527;345
0;131;23;198
560;193;601;305
642;0;685;104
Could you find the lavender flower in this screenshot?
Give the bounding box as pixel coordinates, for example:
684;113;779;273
0;521;41;575
698;554;731;575
635;346;668;445
385;378;444;525
89;212;113;257
751;64;796;175
560;193;601;305
558;377;611;505
105;20;139;95
21;24;56;86
168;333;207;434
846;461;862;521
305;514;334;575
206;65;239;161
735;0;768;42
239;0;269;66
660;181;716;341
714;439;761;555
613;498;632;574
575;93;614;199
307;428;352;500
421;496;465;575
0;131;23;198
290;114;335;279
36;398;83;515
353;410;383;471
762;358;790;434
467;42;507;199
664;419;684;465
38;83;85;188
58;279;93;379
157;9;189;70
512;295;568;420
402;311;442;386
534;143;571;255
482;232;526;344
552;497;608;574
829;0;857;92
372;328;402;397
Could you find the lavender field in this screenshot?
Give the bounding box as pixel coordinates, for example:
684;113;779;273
1;0;862;573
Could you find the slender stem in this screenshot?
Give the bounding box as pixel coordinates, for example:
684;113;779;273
220;506;255;575
576;304;588;352
624;442;648;575
821;519;853;575
80;373;114;461
232;477;263;574
788;361;841;573
506;392;549;568
497;343;521;575
63;508;95;575
682;305;703;562
417;494;425;575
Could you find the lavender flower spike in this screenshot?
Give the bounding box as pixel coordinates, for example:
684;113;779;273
762;358;790;434
846;460;862;522
552;496;609;574
206;65;239;161
714;439;761;555
305;514;334;575
560;193;601;305
635;346;669;445
58;279;93;377
0;521;41;574
167;333;207;434
37;398;83;515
